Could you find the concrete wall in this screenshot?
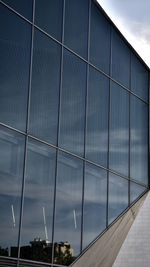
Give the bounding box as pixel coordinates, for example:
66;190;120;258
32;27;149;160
71;192;148;267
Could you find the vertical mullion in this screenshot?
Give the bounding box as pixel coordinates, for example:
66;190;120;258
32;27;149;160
148;71;150;189
17;1;35;266
106;24;112;228
51;0;65;265
129;52;132;206
80;0;91;252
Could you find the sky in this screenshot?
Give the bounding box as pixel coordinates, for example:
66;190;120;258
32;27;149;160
97;0;150;68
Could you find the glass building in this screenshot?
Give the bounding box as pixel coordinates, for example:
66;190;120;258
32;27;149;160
0;0;149;266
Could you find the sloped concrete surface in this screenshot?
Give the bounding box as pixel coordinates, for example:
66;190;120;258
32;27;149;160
113;191;150;267
71;192;148;267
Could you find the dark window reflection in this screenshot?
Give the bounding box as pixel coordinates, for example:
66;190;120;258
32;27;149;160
112;29;130;88
109;82;129;176
0;126;25;258
90;1;110;74
0;5;31;132
2;0;33;21
130;181;146;204
131;53;148;102
108;173;128;224
29;29;61;145
34;0;63;42
64;0;89;59
130;96;148;185
20;139;56;263
83;163;107;249
59;49;86;157
86;67;109;167
54;151;83;265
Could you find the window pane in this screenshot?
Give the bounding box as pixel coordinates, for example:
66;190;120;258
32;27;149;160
90;1;110;74
2;0;33;21
86;67;109;167
83;163;107;249
29;29;61;145
54;151;83;265
0;5;31;132
130;182;147;204
108;173;128;224
64;0;89;59
20;138;56;263
109;82;129;176
130;96;148;185
131;54;149;101
0;126;25;258
112;29;130;88
34;0;63;42
59;49;86;157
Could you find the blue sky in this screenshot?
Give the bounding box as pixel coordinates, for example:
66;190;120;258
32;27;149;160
97;0;150;67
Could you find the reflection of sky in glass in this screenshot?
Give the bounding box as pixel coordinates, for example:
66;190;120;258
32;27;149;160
0;126;25;254
86;66;109;167
21;139;56;252
29;29;61;145
83;163;107;249
90;1;110;74
108;173;128;224
112;29;130;88
59;49;86;157
130;96;148;185
54;151;83;256
109;81;129;176
34;0;63;41
64;0;89;59
130;182;146;204
0;4;31;132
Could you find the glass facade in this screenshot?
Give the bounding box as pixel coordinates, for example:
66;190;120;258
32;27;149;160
0;0;149;267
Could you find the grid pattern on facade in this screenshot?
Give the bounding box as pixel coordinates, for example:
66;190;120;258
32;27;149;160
0;0;149;266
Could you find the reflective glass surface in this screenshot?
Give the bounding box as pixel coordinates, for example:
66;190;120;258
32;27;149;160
109;82;129;176
112;29;130;88
0;126;25;257
108;173;128;224
83;163;107;249
90;1;110;74
0;5;31;132
29;29;61;145
54;152;83;265
59;49;86;157
130;96;148;185
64;0;89;59
86;67;109;167
131;53;149;102
34;0;63;42
130;182;146;204
2;0;33;21
20;139;56;263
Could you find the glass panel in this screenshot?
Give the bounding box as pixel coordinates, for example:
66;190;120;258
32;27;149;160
20;138;56;263
90;1;110;74
130;96;148;185
54;151;83;266
109;81;129;176
59;49;86;157
131;53;149;102
2;0;33;21
64;0;89;59
0;5;31;132
29;29;61;145
108;173;128;224
0;126;25;258
34;0;63;42
112;29;130;88
83;163;107;249
130;181;147;204
86;67;109;167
